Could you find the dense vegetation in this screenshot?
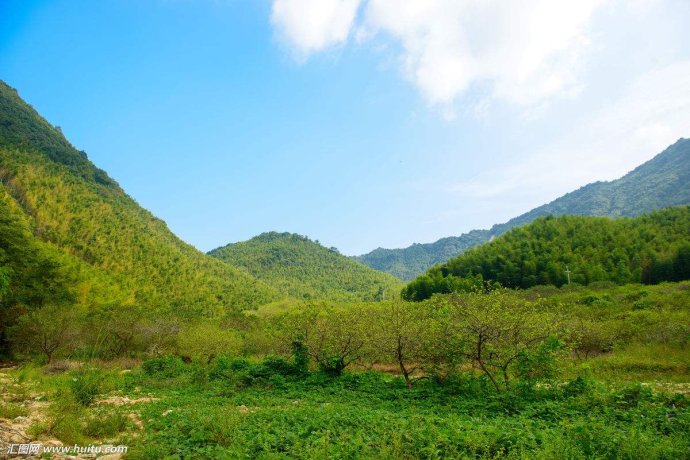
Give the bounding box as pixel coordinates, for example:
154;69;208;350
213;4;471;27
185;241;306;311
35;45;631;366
492;137;690;233
403;207;690;301
0;81;281;356
0;80;688;458
358;138;690;280
209;232;403;302
3;283;688;458
0;82;116;187
354;229;491;281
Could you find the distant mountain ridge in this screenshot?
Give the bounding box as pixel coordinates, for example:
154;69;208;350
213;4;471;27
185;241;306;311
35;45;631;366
209;231;403;302
356;138;690;281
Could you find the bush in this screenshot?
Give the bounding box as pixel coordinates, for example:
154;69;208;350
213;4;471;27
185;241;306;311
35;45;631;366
141;355;186;378
263;355;302;376
214;354;311;387
632;299;656;310
244;356;297;383
562;376;591;397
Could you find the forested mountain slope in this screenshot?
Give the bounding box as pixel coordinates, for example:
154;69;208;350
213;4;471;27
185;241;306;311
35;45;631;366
490;138;690;234
357;138;690;281
353;230;491;282
209;232;403;301
0;81;280;322
403;207;690;300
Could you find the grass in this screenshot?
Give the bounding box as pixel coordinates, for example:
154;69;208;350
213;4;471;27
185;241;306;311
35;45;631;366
583;344;690;381
2;281;688;458
3;353;689;459
121;367;690;459
0;401;27;419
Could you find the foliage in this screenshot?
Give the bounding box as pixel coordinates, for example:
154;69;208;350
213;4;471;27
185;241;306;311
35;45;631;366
0;81;281;329
271;302;372;377
209;231;403;302
2;280;689;458
141;355;186;378
405;207;690;299
365;300;436;387
8;304;81;363
43;362;688;460
358;138;690;281
433;291;564;391
69;368;106;406
354;229;492;281
176;321;243;364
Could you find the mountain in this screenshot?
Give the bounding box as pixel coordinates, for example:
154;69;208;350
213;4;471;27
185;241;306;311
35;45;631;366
403;206;690;301
357;138;690;281
209;232;404;302
0;81;280;320
353;230;491;282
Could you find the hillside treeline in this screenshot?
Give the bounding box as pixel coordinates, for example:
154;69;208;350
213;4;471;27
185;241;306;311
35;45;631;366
5;283;688;392
0;81;286;356
403;207;690;301
209;232;403;302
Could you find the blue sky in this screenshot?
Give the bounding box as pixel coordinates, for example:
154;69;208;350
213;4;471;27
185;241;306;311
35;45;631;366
1;0;690;255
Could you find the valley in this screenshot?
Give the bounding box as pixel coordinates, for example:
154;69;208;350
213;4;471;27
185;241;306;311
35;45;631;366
0;82;688;459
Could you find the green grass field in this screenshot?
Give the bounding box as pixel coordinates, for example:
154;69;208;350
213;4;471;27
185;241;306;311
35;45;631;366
2;349;689;459
1;282;689;459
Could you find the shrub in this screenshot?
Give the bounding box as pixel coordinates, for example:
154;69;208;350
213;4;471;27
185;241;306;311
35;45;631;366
632;299;656;310
141;355;185;378
262;355;300;376
562;376;591;397
291;341;310;375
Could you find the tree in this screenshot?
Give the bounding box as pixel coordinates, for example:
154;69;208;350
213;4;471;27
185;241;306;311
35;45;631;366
569;318;615;359
275;302;368;377
673;244;690;281
176;321;243;364
404;208;690;299
368;301;432;388
438;291;563;391
87;304;148;357
8;305;81;363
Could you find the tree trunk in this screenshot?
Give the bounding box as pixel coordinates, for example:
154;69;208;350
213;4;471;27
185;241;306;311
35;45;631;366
476;336;501;392
396;337;412;389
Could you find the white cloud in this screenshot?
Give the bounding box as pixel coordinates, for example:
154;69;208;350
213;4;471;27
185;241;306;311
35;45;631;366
450;60;690;209
271;0;362;58
271;0;605;109
363;0;602;109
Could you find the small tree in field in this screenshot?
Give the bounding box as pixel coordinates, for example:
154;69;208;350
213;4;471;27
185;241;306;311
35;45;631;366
439;291;563;391
177;321;243;364
9;304;80;363
368;300;435;388
276;302;368;377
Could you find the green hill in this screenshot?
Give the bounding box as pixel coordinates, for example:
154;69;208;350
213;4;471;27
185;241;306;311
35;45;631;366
357;138;690;281
0;81;280;324
353;230;491;282
403;207;690;300
209;232;404;302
